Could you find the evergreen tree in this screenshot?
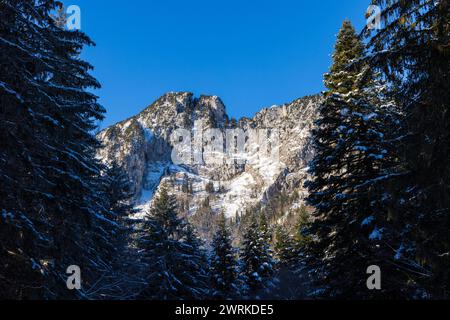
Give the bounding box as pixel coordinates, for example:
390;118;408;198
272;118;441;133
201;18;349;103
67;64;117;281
293;206;312;251
273;223;313;300
240;214;275;298
105;163;136;221
177;224;211;299
138;187;209;300
365;0;450;298
259;212;272;244
305;20;399;298
0;0;116;299
96;163;145;299
274;226;296;267
103;163;137;258
52;3;67;29
323;20;364;94
211;212;238;299
190;196;218;243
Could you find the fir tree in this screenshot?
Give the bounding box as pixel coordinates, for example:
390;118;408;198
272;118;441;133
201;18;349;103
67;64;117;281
365;0;450;298
0;0;116;299
96;163;145;299
138;187;209;300
274;226;296;267
177;224;211;299
293;206;312;251
52;3;67;29
105;163;136;221
259;212;272;244
190;196;218;243
211;212;238;299
305;20;399;298
273;223;314;300
240;214;275;298
323;20;364;94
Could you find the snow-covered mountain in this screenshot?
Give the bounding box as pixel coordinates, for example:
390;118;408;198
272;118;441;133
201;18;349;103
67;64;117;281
97;92;321;234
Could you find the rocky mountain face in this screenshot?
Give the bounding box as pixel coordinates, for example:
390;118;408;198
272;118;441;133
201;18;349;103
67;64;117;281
97;92;321;239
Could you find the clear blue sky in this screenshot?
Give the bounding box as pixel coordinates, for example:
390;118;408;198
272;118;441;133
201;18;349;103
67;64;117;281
69;0;370;128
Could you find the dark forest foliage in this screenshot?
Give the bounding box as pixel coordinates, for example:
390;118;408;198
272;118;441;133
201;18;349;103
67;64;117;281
0;0;448;300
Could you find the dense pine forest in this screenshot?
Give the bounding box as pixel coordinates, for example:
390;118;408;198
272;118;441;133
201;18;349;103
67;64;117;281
1;0;449;300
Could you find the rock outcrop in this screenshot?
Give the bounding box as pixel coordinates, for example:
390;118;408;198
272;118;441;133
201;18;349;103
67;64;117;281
97;92;321;233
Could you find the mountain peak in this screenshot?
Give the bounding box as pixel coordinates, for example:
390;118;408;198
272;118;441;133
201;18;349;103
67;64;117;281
97;93;320;222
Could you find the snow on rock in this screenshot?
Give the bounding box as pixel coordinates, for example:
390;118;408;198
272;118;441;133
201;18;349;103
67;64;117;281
97;92;321;233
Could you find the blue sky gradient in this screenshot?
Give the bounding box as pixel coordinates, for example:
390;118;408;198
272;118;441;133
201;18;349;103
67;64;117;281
69;0;370;128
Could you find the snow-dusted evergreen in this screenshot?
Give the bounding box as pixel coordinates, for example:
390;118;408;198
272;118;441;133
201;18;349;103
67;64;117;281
137;187;210;299
274;226;297;267
96;163;146;299
364;0;450;298
210;212;239;299
1;0;448;301
305;20;401;298
0;0;118;299
240;214;276;298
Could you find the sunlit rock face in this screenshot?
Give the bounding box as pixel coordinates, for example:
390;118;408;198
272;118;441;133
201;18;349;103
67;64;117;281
97;92;321;235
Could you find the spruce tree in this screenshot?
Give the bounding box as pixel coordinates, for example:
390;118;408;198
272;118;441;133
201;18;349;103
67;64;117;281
103;163;137;260
274;226;296;267
211;212;238;299
240;214;275;298
293;206;312;251
305;20;399;298
259;212;272;244
177;224;211;299
98;163;144;299
323;20;364;94
138;187;209;300
273;223;315;299
0;0;116;299
365;0;450;298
